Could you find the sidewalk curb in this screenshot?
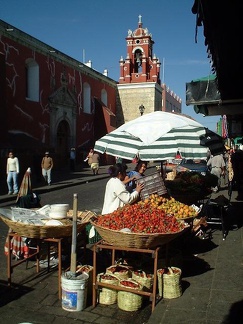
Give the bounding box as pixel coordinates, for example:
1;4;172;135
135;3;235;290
0;168;111;205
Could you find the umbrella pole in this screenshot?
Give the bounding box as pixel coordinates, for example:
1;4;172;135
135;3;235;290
160;161;166;181
70;193;78;275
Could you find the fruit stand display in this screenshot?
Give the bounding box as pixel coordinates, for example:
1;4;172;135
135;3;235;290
165;171;218;205
91;196;193;312
91;172;205;312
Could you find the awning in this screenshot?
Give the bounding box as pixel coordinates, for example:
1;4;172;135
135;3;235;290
186;75;221;106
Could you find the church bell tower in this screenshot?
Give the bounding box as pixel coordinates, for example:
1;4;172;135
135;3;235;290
119;15;161;84
117;15;162;126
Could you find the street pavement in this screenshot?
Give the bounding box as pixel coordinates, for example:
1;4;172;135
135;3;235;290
0;164;242;324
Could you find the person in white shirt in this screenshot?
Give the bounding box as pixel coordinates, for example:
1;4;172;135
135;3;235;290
207;153;226;192
6;151;19;195
102;163;144;215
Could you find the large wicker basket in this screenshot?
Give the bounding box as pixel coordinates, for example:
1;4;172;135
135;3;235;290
90;220;185;249
0;210;95;239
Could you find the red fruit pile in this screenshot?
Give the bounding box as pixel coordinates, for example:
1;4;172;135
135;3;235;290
95;204;184;234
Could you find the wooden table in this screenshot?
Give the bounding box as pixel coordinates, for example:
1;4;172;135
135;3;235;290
7;232;63;299
92;240;166;312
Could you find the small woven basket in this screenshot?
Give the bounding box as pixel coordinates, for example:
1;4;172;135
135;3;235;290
132;270;154;291
91;220;185;249
157;268;165;297
0;210;94;239
162;267;182;299
106;264;132;280
76;265;93;295
97;273;119;305
117;279;143;312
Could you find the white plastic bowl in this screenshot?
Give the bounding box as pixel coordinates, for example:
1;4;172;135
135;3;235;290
49;204;69;219
50;204;69;211
49;211;67;220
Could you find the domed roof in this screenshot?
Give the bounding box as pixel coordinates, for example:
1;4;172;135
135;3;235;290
127;15;152;38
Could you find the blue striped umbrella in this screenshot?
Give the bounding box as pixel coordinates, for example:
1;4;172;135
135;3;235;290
94;111;209;161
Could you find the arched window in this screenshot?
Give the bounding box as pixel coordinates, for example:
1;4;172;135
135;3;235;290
25;58;39;101
101;89;107;106
83;82;91;113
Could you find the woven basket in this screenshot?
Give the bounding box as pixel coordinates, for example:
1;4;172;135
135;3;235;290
162;267;182;299
157;268;165;297
76;265;93;295
0;210;95;239
132;270;154;291
90;220;185;249
97;273;119;305
117;279;143;311
106;264;132;280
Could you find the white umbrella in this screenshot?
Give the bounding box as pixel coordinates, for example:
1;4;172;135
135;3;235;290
94;111;209;161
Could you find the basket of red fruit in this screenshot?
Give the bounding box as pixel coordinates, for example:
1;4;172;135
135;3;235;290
106;264;132;280
97;273;119;305
117;279;143;311
90;204;186;249
157;267;182;299
132;270;154;291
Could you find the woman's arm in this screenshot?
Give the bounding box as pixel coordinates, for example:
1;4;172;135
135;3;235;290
123;175;137;185
116;182;144;205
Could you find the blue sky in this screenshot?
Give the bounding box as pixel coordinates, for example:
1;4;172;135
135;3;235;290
1;0;219;131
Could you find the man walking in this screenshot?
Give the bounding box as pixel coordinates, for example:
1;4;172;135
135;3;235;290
207;153;226;192
41;151;53;185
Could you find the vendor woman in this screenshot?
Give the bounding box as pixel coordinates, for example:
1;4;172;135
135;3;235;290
102;163;144;215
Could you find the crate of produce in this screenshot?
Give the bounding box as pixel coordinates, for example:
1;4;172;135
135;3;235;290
136;172;167;200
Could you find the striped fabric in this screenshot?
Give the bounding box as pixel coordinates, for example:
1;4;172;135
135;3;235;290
4;230;28;259
4;169;32;258
95;112;209;161
16;170;32;203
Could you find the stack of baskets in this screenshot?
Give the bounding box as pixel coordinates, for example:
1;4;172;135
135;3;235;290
157;266;182;299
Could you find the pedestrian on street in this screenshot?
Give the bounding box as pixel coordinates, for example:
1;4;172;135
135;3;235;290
84;148;94;166
90;151;100;175
70;147;76;172
207;153;226;192
41;151;53;185
6;150;19;195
